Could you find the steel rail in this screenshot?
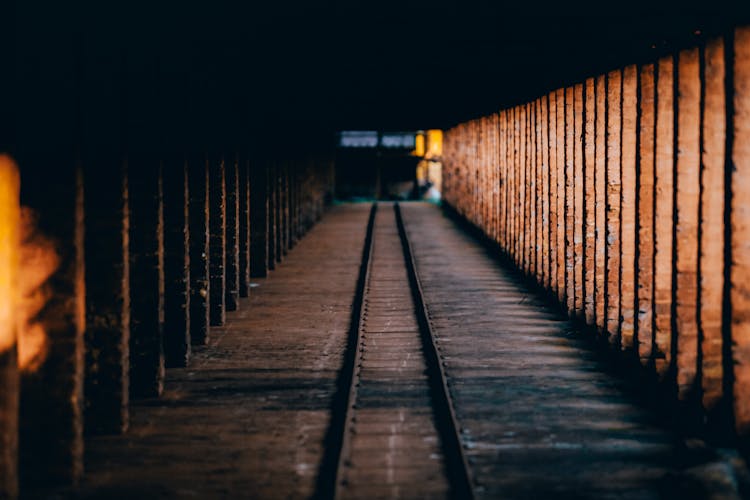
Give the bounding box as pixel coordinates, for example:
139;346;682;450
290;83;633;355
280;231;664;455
315;202;377;500
394;202;475;500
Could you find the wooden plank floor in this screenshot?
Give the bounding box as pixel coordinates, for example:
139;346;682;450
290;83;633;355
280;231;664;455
56;201;742;499
77;203;371;499
339;204;449;499
400;202;681;499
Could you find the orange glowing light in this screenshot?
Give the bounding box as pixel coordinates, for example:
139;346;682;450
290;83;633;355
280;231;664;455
0;155;20;355
17;207;58;373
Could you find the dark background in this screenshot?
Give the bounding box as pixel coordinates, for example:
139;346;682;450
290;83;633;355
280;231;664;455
3;0;750;156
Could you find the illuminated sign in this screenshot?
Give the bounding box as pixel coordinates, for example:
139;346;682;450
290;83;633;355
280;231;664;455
339;131;379;148
380;133;416;149
338;131;417;149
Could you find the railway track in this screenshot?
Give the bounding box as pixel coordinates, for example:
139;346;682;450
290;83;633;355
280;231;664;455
318;202;473;499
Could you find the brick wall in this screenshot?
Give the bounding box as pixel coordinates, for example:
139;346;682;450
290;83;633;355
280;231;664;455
442;26;750;443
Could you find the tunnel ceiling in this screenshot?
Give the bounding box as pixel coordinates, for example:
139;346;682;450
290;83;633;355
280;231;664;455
6;0;750;149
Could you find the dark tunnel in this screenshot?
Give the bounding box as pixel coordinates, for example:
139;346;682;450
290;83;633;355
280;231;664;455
3;0;750;498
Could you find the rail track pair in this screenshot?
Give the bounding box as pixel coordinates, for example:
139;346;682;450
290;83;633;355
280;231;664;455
316;202;473;499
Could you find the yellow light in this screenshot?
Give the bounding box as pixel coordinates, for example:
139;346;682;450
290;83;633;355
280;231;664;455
426;129;443;159
414;133;425;157
0;155;20;354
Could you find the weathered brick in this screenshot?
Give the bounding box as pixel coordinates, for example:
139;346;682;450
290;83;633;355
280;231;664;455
549;91;559;296
732;26;750;437
266;161;279;271
556;89;566;305
654;56;675;379
209;156;226;326
595;74;607;336
520;105;528;274
188;154;210;345
287;162;297;249
0;348;18;499
529;102;538;280
700;38;726;415
83;155;129;433
510;108;517;264
621;65;638;351
238;156;251;297
565;86;575;315
163;156;190;367
280;161;289;256
574;84;584;316
225;154;239;311
128;158;165;398
439;29;746;442
541;96;551;291
500;110;508;251
637;63;656;366
275;162;284;263
0;155;20;499
19;156;85;486
250;159;269;278
606;69;623;347
675;48;701;401
584;78;597;326
535;100;544;285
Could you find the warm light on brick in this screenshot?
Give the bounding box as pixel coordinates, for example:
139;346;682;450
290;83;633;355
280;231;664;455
0;155;20;355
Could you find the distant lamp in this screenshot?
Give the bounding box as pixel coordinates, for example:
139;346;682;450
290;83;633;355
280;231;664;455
426;130;443;159
414;132;425;157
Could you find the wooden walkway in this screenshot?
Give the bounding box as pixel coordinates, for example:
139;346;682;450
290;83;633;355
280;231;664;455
79;204;371;499
400;203;684;499
70;202;734;499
